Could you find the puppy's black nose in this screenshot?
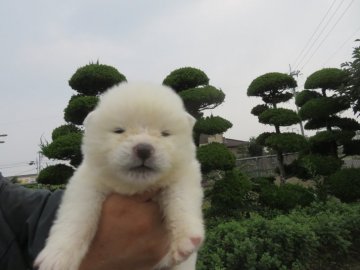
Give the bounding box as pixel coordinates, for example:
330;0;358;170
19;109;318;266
133;143;154;161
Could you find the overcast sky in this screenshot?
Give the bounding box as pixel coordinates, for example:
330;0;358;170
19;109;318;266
1;0;359;176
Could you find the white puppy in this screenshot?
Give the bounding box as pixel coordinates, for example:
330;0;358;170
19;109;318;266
35;83;204;270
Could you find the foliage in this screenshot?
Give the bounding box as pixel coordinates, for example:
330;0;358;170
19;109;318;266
298;154;343;176
259;108;300;126
264;133;308;152
343;140;360;156
68;63;127;95
298;96;350;120
247;72;297;104
198;201;360;270
208;169;253;217
250;176;276;192
259;183;315;211
247;137;264;157
330;116;360;131
52;124;82;140
342;40;360;115
256;132;274;145
304;68;347;90
162;67;209;92
64;95;99;125
197;142;236;173
194;116;232;135
309;130;355;155
41;132;82;166
37;164;74;185
179;86;225;113
23;183;66;191
295;90;322;107
251;104;269;116
326;168;360;202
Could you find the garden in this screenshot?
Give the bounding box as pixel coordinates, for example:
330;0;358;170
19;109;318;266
29;41;360;269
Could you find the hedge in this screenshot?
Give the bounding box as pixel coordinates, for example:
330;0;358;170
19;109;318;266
198;200;360;270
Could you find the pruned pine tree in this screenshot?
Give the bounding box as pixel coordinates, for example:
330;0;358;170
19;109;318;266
295;68;360;176
163;67;235;173
39;63;126;184
248;72;307;184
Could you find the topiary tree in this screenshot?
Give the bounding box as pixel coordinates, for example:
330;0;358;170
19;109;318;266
295;68;360;178
247;72;308;184
39;62;126;184
163;67;234;173
196;142;236;173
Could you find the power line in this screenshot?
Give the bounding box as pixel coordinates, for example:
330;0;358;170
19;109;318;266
300;0;355;71
295;0;346;70
322;25;360;66
292;0;338;68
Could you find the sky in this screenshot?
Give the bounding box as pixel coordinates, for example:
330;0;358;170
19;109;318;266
1;0;359;177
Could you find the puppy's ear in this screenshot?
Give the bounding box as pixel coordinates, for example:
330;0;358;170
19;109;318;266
83;111;96;128
186;113;197;129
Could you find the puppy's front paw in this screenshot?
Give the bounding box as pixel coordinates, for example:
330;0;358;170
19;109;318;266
34;247;81;270
171;235;204;264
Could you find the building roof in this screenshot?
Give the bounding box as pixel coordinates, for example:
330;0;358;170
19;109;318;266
223;137;248;148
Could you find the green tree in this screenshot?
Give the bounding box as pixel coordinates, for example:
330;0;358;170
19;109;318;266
247;72;307;184
297;68;360;159
342;39;360;115
39;62;126;184
163;67;234;172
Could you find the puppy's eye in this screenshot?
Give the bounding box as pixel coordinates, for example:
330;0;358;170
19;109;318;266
161;131;171;137
114;128;125;134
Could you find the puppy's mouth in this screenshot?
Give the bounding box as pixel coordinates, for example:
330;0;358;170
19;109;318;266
129;164;156;174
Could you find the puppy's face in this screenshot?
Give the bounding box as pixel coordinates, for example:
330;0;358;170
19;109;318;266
82;83;195;188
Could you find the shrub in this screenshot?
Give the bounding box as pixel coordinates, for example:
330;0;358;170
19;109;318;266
250;176;275;192
197;142;236;173
259;184;315;211
198;215;317;270
299;154;343;176
198;201;360;270
208;169;253;218
37;164;74;185
326;168;360;202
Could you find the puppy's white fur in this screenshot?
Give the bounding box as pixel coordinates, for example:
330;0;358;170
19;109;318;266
35;83;204;270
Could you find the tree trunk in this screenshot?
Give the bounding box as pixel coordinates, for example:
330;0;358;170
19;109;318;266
277;150;286;185
274;124;286;184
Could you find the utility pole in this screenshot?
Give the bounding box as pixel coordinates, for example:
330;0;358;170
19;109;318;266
289;65;305;137
0;134;7;144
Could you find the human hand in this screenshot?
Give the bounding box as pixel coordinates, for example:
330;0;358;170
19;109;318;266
79;191;170;270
